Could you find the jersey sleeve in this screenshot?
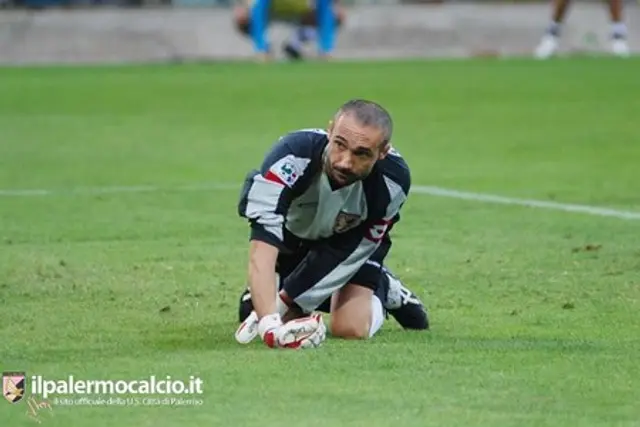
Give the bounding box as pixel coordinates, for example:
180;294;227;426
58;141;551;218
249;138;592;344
237;132;318;250
282;161;411;313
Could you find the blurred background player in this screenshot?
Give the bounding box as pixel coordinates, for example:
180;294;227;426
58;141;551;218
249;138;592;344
534;0;630;58
233;0;345;60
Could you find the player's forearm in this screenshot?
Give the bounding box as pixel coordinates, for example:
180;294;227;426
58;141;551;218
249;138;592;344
247;241;279;318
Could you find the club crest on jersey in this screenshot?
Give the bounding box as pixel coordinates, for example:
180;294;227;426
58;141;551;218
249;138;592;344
365;219;390;242
333;212;361;233
3;372;26;404
264;155;310;188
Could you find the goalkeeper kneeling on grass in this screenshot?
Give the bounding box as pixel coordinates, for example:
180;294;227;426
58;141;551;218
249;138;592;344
234;99;429;350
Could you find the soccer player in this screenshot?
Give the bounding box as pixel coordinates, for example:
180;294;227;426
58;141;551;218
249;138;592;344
534;0;630;59
233;0;344;60
234;99;429;350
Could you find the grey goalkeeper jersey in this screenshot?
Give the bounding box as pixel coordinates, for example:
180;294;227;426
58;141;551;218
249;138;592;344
237;128;410;311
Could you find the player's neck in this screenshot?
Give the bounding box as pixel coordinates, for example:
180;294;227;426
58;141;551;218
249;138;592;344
327;175;349;191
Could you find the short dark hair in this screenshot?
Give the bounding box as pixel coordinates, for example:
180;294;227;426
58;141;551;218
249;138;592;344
334;99;393;146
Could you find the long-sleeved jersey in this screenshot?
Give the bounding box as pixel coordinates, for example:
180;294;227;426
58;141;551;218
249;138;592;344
238;128;410;311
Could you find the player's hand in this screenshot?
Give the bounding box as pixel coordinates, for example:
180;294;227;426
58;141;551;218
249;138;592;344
271;313;326;349
255;52;273;63
236;312;325;349
235;310;260;344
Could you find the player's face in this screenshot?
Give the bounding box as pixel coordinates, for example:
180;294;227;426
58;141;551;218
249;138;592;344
325;114;389;187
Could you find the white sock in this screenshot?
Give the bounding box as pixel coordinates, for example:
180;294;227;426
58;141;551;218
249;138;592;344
612;22;627;38
547;21;561;37
273;274;288;316
288;26;317;49
299;26;317;43
368;295;385;338
276;294;289;317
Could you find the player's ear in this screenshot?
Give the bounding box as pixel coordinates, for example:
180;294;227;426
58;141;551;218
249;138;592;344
327;120;334;134
378;142;390;160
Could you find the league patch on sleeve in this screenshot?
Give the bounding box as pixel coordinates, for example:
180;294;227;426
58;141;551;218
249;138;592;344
264;155;311;188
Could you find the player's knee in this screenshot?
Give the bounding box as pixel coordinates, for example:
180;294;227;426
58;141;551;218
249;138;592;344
334;7;346;28
233;7;251;35
330;318;370;340
235;19;251;36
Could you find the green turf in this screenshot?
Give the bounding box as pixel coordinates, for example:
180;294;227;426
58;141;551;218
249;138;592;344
1;58;639;427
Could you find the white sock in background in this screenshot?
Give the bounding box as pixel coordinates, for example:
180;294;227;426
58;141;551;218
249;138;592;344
288;26;317;50
611;21;627;39
546;21;562;37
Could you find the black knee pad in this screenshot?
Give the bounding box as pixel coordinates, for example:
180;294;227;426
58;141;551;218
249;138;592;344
238;289;254;323
316;297;331;314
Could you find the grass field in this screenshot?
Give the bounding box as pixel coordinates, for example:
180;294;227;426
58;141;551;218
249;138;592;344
1;58;639;427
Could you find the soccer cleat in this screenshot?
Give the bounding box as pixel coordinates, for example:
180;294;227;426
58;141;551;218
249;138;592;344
534;34;559;59
282;42;304;61
383;269;429;330
611;37;630;57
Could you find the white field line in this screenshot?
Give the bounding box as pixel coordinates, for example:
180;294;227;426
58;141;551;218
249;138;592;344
1;182;639;221
410;186;640;220
0;183;239;196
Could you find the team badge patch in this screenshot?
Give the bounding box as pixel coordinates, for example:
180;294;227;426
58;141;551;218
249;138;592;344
3;372;26;404
333;212;362;233
365;219;391;242
264;155;311;188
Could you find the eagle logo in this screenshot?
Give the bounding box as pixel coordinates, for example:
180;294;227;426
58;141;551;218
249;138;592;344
333;212;361;233
3;372;26;404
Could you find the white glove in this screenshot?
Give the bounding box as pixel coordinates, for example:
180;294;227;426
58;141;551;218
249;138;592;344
296;313;326;349
267;313;326;349
235;312;326;349
235;311;260;344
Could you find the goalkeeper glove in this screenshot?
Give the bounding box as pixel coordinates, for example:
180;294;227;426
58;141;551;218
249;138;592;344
235;312;326;349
